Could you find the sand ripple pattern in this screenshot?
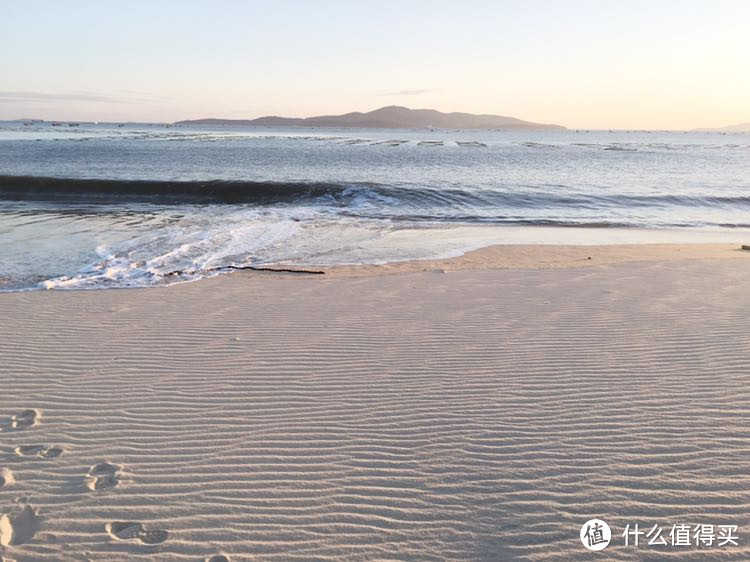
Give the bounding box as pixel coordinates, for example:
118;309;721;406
1;260;750;559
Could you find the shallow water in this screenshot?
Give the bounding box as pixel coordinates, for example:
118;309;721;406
1;121;749;290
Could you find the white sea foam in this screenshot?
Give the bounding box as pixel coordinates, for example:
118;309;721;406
36;207;311;289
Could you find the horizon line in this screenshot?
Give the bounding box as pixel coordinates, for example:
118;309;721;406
5;117;749;133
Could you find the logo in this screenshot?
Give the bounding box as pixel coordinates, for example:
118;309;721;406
580;519;612;551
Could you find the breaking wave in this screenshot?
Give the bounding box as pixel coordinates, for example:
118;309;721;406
3;175;750;212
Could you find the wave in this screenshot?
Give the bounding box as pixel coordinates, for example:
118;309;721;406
2;175;750;211
0;175;355;204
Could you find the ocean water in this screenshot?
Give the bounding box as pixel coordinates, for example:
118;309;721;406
1;120;749;290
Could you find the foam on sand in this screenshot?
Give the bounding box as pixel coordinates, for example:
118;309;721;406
1;246;750;559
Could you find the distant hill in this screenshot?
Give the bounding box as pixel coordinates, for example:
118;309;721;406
175;106;565;130
695;123;750;132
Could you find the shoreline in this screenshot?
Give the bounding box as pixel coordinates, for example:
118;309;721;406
3;242;748;293
264;242;750;279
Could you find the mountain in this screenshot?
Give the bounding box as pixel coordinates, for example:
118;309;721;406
175;106;564;130
694;123;750;132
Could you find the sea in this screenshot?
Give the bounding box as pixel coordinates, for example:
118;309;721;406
1;120;749;290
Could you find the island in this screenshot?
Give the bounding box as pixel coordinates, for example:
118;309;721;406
175;105;565;130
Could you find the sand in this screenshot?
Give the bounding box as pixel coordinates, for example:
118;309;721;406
1;244;750;560
321;242;749;276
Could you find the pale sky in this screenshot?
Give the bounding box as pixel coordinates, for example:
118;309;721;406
2;0;748;129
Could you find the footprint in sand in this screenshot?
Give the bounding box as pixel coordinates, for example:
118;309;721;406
0;469;15;489
14;445;63;460
106;521;168;545
86;462;121;491
7;409;40;430
206;556;231;562
0;505;41;546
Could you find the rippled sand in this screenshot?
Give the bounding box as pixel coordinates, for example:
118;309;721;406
1;246;750;560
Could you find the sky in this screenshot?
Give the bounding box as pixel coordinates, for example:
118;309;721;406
1;0;748;129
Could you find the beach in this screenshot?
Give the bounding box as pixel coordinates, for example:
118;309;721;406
2;244;750;560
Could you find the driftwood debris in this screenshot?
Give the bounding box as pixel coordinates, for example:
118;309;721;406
165;264;325;277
